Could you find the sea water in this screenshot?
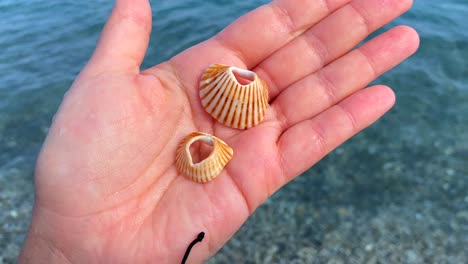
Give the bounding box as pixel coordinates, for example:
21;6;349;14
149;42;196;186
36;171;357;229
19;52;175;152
1;0;467;262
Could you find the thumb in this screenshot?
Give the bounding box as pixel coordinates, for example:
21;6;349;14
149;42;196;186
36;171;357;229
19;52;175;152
86;0;152;73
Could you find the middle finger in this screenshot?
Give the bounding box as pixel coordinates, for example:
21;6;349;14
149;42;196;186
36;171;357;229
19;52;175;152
255;0;413;99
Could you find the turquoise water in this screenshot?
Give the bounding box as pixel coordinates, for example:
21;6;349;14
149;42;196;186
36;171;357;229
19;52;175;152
1;0;467;262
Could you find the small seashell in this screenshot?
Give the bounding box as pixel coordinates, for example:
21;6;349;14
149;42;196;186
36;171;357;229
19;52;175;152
176;132;234;183
199;64;269;129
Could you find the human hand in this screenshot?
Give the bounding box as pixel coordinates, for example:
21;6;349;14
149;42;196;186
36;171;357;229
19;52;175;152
19;0;419;263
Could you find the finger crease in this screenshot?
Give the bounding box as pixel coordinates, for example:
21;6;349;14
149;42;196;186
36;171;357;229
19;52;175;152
270;3;297;37
115;8;152;36
272;101;290;131
317;71;338;106
336;104;359;132
302;32;330;68
310;122;329;158
349;2;372;35
356;48;378;79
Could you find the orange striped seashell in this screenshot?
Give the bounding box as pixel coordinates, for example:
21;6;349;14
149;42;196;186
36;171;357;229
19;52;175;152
176;132;234;183
199;64;269;129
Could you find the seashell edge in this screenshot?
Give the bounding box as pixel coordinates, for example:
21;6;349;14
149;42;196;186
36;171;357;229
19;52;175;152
175;132;234;183
199;64;269;129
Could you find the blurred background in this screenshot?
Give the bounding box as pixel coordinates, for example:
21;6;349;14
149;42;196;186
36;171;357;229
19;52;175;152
1;0;467;263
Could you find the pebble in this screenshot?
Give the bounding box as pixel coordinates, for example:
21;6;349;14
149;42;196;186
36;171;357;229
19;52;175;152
365;244;374;251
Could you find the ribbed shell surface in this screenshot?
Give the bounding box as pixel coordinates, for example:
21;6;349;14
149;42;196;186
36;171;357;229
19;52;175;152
176;132;234;183
199;64;269;129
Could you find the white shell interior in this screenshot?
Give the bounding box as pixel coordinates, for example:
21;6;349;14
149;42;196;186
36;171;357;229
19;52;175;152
230;67;256;85
185;135;215;165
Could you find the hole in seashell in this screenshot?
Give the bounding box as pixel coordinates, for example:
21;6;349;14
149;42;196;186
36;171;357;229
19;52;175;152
189;139;214;164
232;68;256;85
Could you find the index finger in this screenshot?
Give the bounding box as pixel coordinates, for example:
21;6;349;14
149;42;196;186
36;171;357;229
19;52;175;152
213;0;351;68
164;0;351;88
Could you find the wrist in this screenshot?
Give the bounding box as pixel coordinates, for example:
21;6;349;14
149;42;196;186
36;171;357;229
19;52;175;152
18;221;70;264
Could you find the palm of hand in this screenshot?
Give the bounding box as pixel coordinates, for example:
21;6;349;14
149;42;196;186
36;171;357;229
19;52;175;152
34;58;283;262
22;0;418;263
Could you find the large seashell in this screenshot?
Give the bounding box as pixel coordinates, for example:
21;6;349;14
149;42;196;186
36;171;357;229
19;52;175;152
199;64;269;129
176;132;234;183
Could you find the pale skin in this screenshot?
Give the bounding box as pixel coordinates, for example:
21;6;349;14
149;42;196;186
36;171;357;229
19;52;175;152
19;0;419;263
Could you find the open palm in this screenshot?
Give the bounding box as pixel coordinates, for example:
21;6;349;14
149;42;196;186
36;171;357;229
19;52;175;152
20;0;418;263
